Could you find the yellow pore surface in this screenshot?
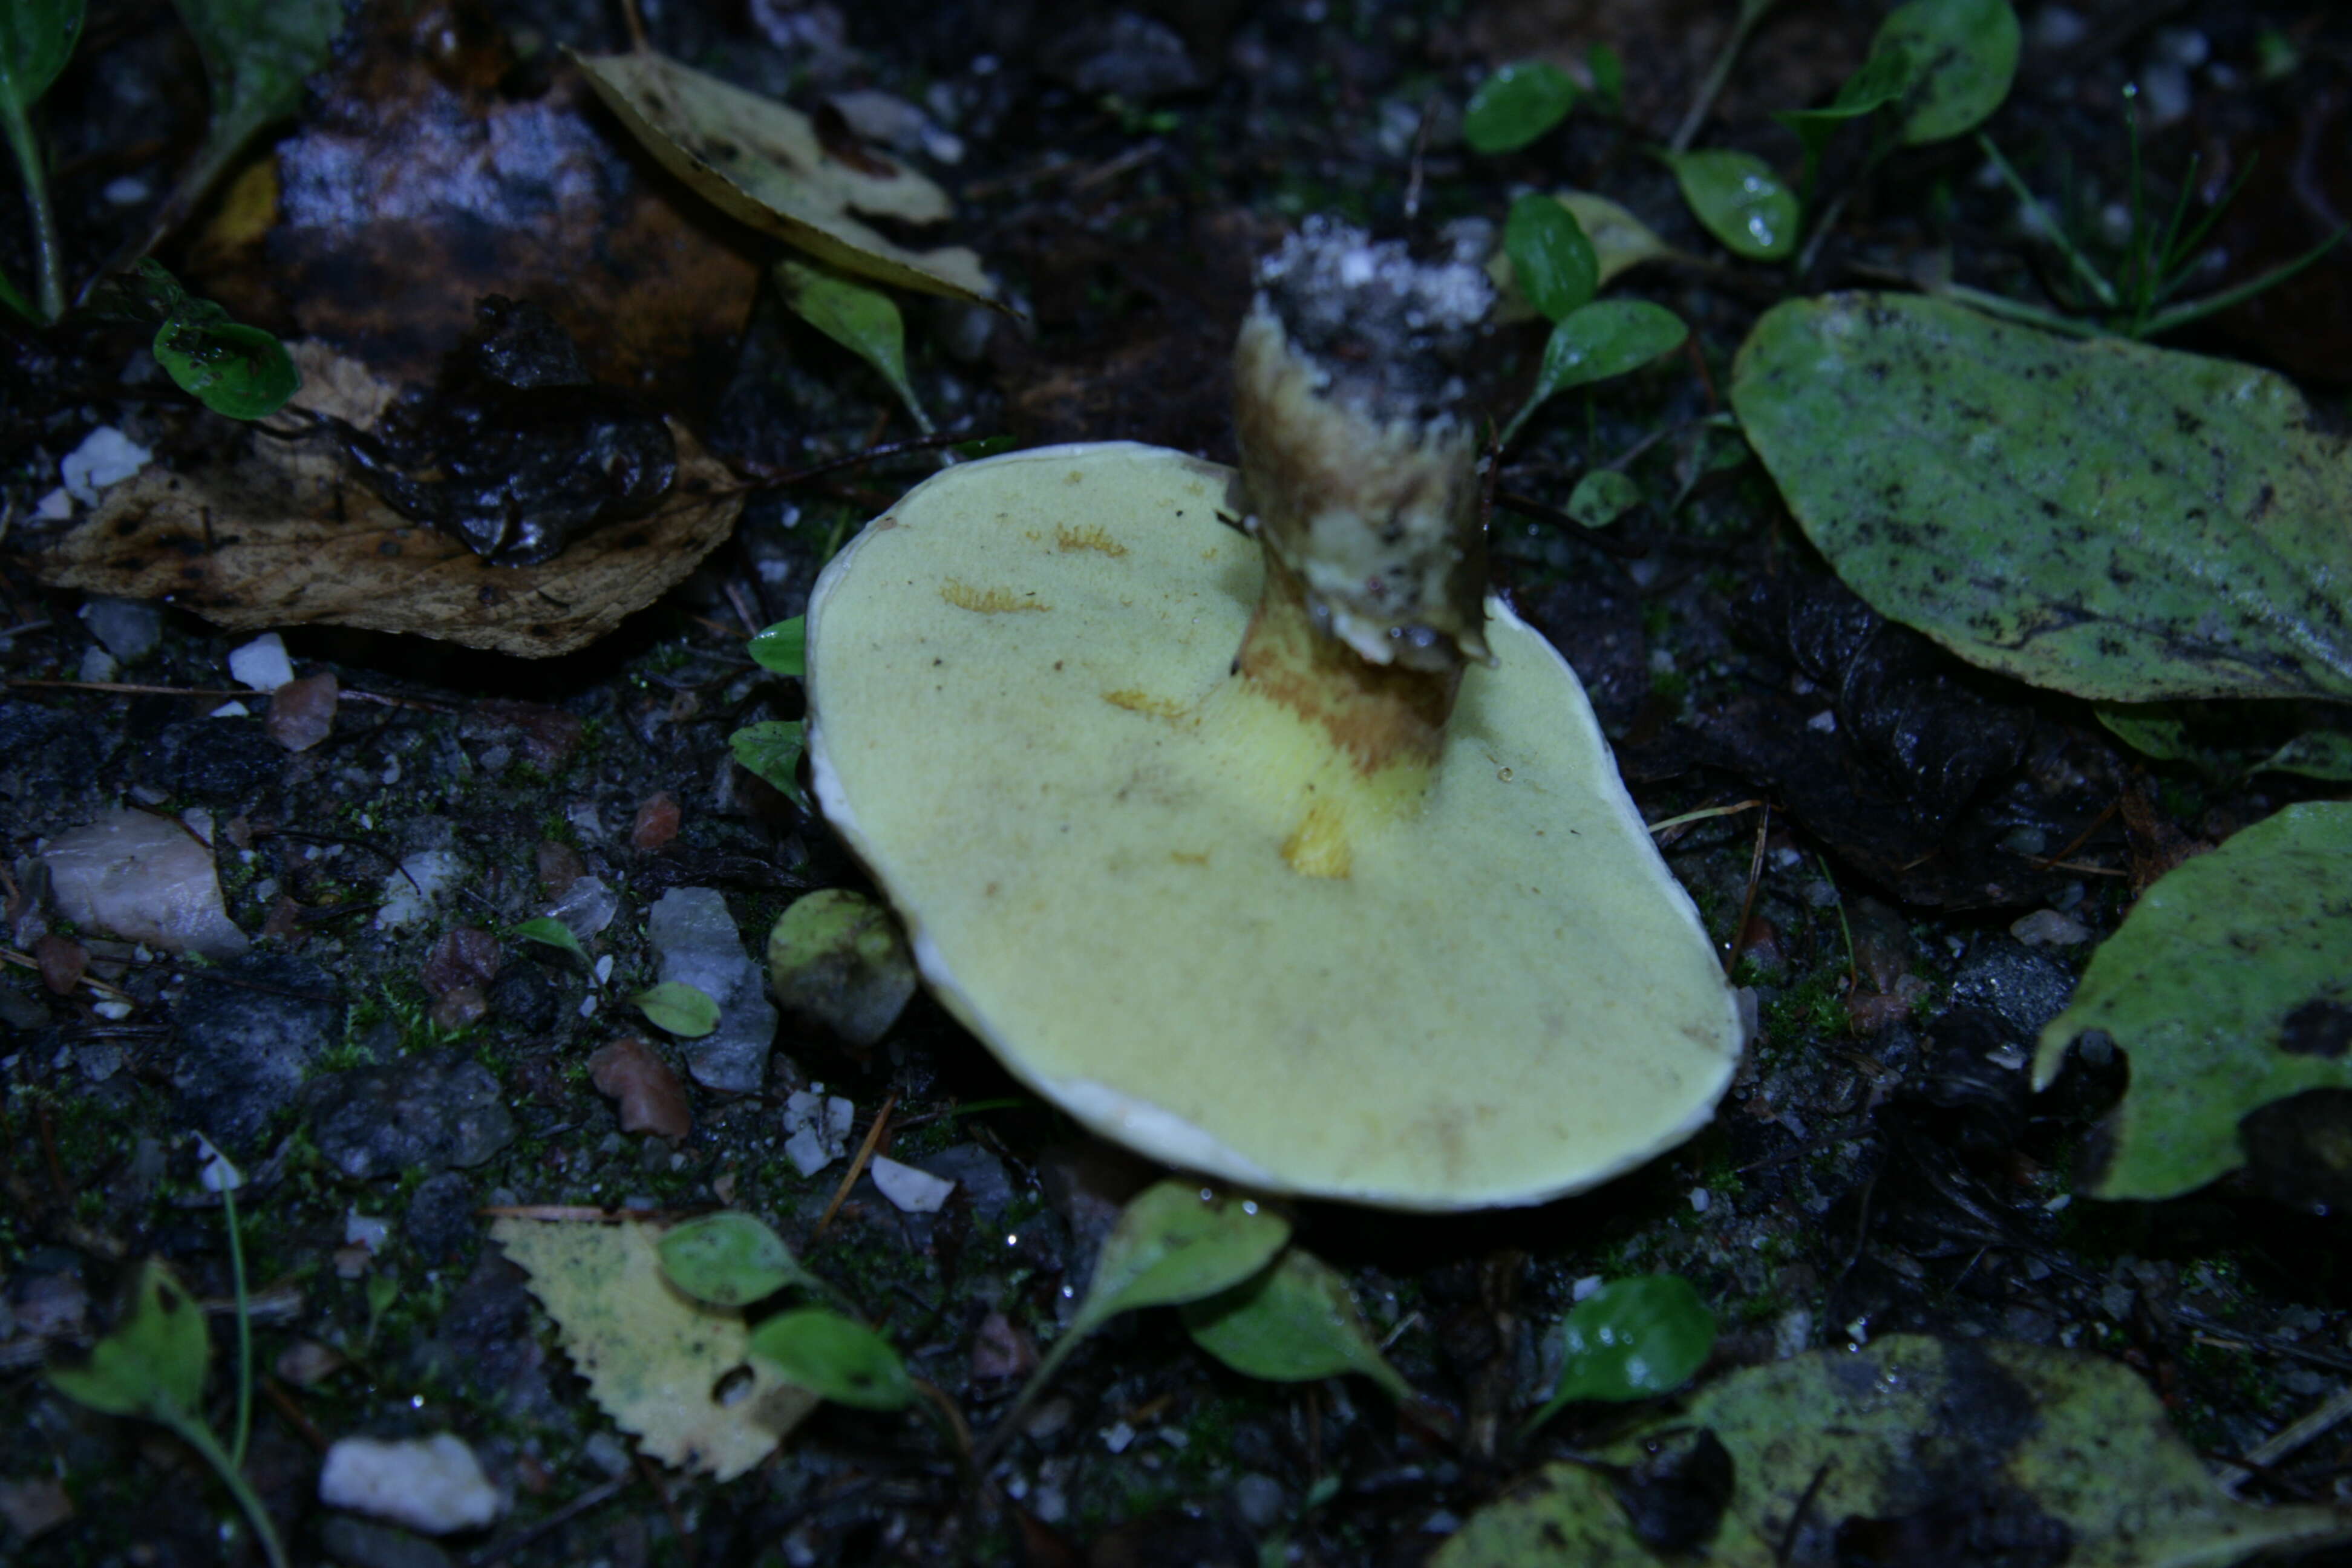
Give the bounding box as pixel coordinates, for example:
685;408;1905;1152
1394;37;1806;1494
808;443;1741;1209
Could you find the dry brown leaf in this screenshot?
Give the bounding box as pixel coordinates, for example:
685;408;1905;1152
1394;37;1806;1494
31;346;743;658
572;50;996;307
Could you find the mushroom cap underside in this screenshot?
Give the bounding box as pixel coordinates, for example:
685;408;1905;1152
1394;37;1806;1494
807;442;1742;1210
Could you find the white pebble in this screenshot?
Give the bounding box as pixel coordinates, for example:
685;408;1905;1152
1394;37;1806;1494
318;1433;503;1535
228;632;296;692
869;1156;956;1214
60;428;152;504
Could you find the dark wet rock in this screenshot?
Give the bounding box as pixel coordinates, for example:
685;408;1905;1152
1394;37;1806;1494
2239;1089;2352;1216
1512;571;1648;734
172;955;342;1156
466;701;584;774
151;718;283;803
1039;1140;1154;1287
404;1172;480;1267
79;597;165;664
1903;1008;2032;1154
920;1143;1015;1224
1037;11;1201;99
409;1252;557;1418
485;959;560;1034
0;701;105;807
319;1516;457;1568
1946;943;2076;1039
1610;1428;1734;1554
307;1051;514;1181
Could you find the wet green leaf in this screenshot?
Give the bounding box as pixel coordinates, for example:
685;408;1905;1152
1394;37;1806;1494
630;981;720;1039
1488;193;1673;322
766;888;916;1049
1073;1180;1292;1338
509;916;587;965
1566;470;1643;529
658;1212;818;1307
2094;701;2199;762
748;617;806;679
1731;293;2352;703
0;0;82;111
154;315;299;421
2034;802;2352;1200
1181;1249;1410;1399
2261;728;2352;782
1504;195;1598;323
1665;149;1797;261
168;0;341;211
1437;1335;2351;1566
1465;60;1577;154
1775;41;1916;166
1875;0;2020;145
1501;301;1688;446
729;720;809;810
47;1261;208;1419
777;258;932;434
1524;1275;1713;1432
952;434;1018;460
746;1308;912;1410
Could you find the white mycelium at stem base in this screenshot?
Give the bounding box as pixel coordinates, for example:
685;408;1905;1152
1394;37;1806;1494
802;223;1742;1210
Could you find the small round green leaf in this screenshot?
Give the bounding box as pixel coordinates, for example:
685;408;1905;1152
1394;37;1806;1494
658;1212;812;1306
631;981;720;1038
746;1307;912;1410
1182;1248;1410;1399
748;617;806;678
1504;195;1599;323
1665;149;1798;261
1501;301;1688;446
1566;470;1644;529
1465;60;1578;154
1874;0;2020;145
1073;1180;1292;1338
154;318;301;421
1526;1275;1714;1431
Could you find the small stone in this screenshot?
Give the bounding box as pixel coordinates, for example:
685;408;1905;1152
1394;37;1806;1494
535;840;586;900
0;1476;73;1542
1232;1474;1286;1531
173;955;341;1154
918;1144;1013;1221
420;929;500;999
781;1089;855;1175
405;1172;479;1267
2010;909;2091;947
870;1155;956;1214
318;1433;503;1535
266;672;339;752
648;887;779;1093
544;872;616;941
969;1310;1035;1380
275;1339;348;1387
77;597;163;664
59;426;151;503
228;631;297;692
630;792;681;852
43;808;249;957
376;850;465;932
463;700;582;773
589;1037;693;1140
318;1515;457;1568
307;1053;515;1180
33;934;87;995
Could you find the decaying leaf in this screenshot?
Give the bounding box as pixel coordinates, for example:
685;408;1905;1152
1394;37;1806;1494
2034;801;2352;1200
491;1218;815;1480
572;50;995;307
31;345;742;657
1435;1335;2350;1567
1731;293;2352;703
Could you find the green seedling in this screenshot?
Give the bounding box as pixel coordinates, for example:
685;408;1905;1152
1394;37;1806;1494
1565;469;1643;529
508;916;589;966
729;719;809;810
659;1210;829;1305
0;0;81;321
1500;300;1688;448
1463;60;1578;154
630;981;719;1038
777;257;934;436
1180;1247;1411;1400
1663;148;1798;261
1503;195;1598;322
746;1308;913;1410
90;260;299;419
748;616;808;679
1523;1274;1715;1435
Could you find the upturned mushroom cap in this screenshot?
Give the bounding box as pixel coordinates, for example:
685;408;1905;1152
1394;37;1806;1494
806;442;1742;1210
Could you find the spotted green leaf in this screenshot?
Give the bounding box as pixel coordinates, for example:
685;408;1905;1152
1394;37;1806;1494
729;720;809;810
1524;1275;1713;1432
1465;60;1577;154
748;616;806;679
47;1261;208;1419
1566;470;1643;529
1504;195;1598;323
1501;301;1688;446
631;981;720;1039
777;258;932;435
1437;1335;2350;1566
746;1308;912;1410
154;314;299;420
658;1212;820;1306
2034;802;2352;1200
2261;728;2352;782
1731;292;2352;703
1181;1248;1410;1399
1665;149;1797;261
1875;0;2019;145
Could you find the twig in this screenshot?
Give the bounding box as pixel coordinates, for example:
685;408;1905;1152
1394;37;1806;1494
2218;1380;2352;1496
1671;0;1778;154
619;0;648;53
724;430;990;494
1725;806;1771;973
258;1376;330;1452
817;1092;899;1236
1645;799;1766;836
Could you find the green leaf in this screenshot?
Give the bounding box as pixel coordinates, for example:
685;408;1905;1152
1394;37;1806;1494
1464;60;1577;154
658;1212;820;1306
1181;1249;1410;1400
1072;1180;1292;1339
2260;728;2352;782
0;0;83;109
1664;149;1797;261
729;720;809;810
1501;301;1688;446
2033;802;2352;1201
952;434;1018;460
630;981;720;1038
1729;292;2352;703
1524;1275;1713;1432
154;315;300;420
2094;701;2200;762
47;1260;209;1420
166;0;341;217
1488;194;1672;322
509;916;588;965
748;616;806;679
1436;1335;2352;1567
1584;44;1622;116
1874;0;2020;145
1775;40;1918;166
776;257;932;435
0;266;34;324
746;1308;912;1410
1565;470;1643;529
1503;195;1598;323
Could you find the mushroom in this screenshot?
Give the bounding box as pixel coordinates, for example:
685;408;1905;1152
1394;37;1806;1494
805;222;1741;1210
